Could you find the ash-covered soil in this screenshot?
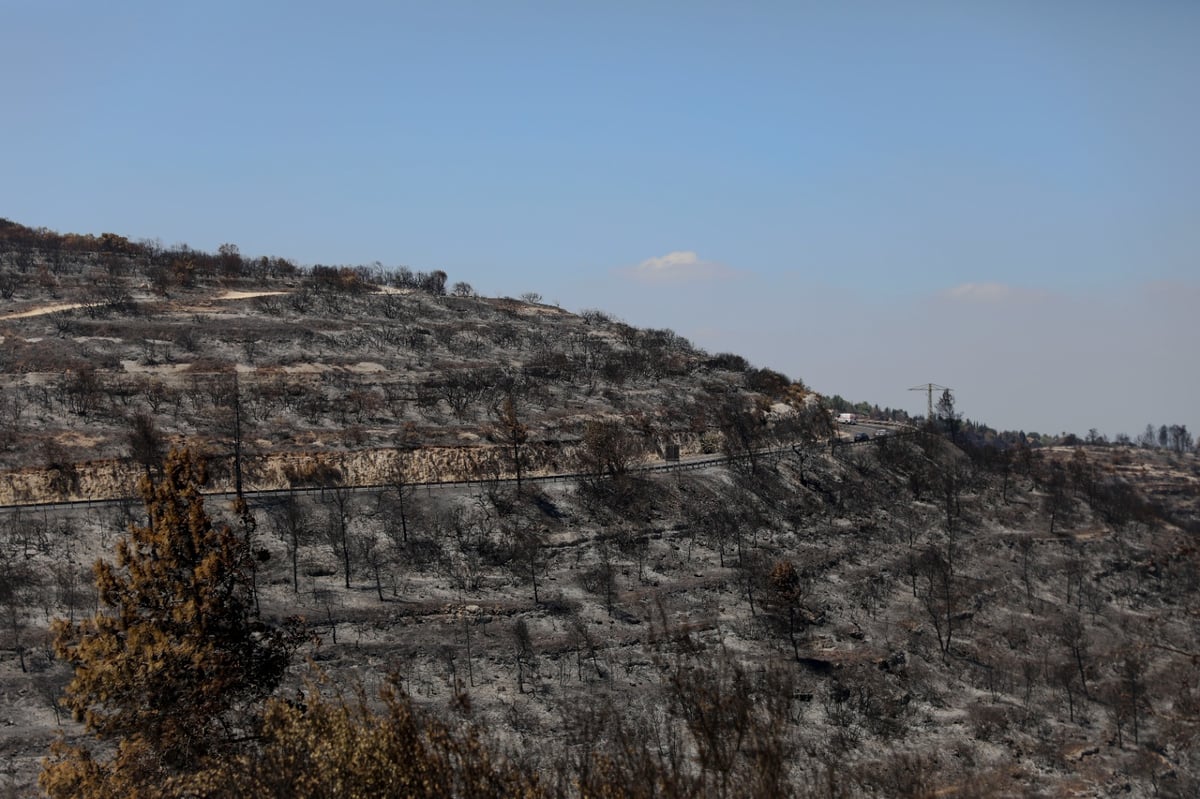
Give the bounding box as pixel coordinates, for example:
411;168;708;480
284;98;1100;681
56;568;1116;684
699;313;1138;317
3;439;1198;797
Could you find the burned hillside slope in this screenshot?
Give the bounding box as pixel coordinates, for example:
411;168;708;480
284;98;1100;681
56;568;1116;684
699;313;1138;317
3;429;1197;797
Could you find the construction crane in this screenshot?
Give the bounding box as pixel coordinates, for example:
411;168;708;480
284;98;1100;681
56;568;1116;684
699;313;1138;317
909;383;951;421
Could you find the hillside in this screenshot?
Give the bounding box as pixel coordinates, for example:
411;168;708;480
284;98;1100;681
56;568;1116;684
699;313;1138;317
2;222;1199;797
0;220;814;506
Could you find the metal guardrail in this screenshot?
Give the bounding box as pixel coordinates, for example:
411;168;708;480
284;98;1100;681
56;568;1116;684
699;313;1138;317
0;427;921;515
0;453;754;515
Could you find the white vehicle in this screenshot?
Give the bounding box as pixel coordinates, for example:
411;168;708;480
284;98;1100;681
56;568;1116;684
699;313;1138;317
837;413;857;425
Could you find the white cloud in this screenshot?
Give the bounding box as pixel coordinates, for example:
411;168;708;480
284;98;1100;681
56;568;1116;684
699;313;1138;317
623;250;734;283
938;282;1047;303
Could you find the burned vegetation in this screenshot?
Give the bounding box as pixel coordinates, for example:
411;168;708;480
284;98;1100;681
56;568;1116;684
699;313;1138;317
1;221;1199;797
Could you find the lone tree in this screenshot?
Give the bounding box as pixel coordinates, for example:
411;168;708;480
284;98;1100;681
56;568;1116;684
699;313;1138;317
935;388;960;442
718;395;766;474
768;560;809;660
42;448;299;798
496;392;529;494
578;419;641;479
126;412;165;478
0;550;41;673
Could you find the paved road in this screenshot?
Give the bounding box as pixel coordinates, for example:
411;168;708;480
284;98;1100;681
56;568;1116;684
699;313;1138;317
834;420;896;442
0;422;918;516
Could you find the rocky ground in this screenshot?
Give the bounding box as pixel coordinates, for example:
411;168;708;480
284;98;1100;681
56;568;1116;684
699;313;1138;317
3;436;1198;797
2;235;1198;796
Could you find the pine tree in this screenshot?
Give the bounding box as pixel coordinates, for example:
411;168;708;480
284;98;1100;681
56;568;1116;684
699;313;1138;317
768;560;806;660
41;448;299;798
936;388;960;442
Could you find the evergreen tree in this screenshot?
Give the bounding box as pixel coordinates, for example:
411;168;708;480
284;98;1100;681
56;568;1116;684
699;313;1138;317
41;448;299;798
768;560;807;660
936;389;960;442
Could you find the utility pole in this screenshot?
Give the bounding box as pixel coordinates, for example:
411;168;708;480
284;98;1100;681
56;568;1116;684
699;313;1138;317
909;383;951;421
232;370;244;502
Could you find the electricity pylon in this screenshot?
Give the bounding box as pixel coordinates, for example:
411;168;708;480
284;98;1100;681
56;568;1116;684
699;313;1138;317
909;384;951;420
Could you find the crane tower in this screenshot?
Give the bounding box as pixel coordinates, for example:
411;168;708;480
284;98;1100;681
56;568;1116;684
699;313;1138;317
909;383;951;421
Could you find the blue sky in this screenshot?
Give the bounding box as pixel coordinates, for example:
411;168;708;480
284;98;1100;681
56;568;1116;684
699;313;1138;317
4;1;1197;438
